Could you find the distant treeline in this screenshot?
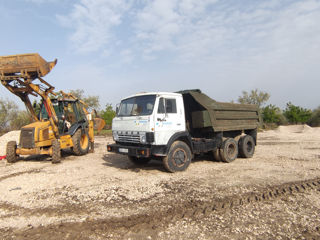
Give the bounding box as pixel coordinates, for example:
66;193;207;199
237;89;320;128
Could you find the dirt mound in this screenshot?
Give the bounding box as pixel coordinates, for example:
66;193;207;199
275;124;313;134
0;131;20;156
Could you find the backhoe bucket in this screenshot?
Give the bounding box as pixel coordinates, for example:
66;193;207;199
0;53;57;80
94;118;106;132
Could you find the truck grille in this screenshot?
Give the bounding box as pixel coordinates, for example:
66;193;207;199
118;133;140;143
20;128;35;149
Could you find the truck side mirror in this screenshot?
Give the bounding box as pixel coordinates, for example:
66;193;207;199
116;104;120;115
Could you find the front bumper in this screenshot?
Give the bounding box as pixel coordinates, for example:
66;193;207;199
107;144;151;158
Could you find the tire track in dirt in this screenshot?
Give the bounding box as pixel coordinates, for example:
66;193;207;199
0;168;43;182
0;201;92;219
1;178;320;239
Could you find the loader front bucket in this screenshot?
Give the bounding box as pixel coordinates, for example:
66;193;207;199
0;53;57;80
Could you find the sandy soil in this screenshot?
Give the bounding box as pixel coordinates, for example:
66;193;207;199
0;125;319;239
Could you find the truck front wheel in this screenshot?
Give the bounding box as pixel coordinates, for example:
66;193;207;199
163;141;192;173
6;141;18;163
220;138;238;163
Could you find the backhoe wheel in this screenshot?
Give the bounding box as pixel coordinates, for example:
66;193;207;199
219;138;238;163
52;139;61;164
6;141;18;163
163;141;192;173
128;156;151;165
212;148;221;161
72;129;89;156
238;135;255;158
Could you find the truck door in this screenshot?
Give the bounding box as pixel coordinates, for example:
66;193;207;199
154;95;185;145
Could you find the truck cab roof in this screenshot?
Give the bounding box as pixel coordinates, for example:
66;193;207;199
122;92;181;101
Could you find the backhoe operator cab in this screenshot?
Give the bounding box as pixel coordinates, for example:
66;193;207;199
107;90;260;172
39;99;88;135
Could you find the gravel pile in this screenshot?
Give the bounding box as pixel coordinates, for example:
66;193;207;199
0;131;20;156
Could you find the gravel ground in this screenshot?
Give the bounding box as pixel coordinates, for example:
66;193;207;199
0;125;319;239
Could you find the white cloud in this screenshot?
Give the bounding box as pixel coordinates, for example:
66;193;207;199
57;0;132;53
58;0;320;67
24;0;63;3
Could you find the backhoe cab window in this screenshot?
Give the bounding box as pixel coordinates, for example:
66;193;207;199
118;95;156;116
158;98;177;114
40;101;63;120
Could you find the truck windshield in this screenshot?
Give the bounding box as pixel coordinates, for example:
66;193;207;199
118;95;156;116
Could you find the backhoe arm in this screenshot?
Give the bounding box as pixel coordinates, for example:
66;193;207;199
0;53;60;138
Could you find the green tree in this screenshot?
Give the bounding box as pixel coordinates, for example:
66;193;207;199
262;105;281;123
101;104;116;128
69;89;100;110
238;89;270;108
262;104;287;126
10;111;32;130
0;98;18;133
0;98;32;133
283;102;312;124
32;99;41;117
307;106;320;127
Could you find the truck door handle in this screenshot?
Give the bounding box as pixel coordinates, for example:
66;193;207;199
157;118;166;122
177;123;181;126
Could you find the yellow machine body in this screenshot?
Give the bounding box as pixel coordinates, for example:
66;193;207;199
0;53;104;163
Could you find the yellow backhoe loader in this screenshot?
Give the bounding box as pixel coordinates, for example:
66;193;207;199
0;53;105;163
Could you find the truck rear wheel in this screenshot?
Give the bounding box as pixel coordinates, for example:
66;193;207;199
6;141;18;163
238;135;255;158
72;129;89;156
212;148;221;161
128;156;151;165
163;141;192;173
52;139;61;164
220;138;238;163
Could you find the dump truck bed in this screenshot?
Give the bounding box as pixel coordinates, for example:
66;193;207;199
179;89;260;132
0;53;57;80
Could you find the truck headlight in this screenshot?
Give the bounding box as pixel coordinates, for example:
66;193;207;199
112;131;119;141
140;134;146;143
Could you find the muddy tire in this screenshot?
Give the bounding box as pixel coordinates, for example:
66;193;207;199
52;139;61;164
212;148;221;161
72;129;89;156
6;141;18;163
128;156;151;165
220;138;238;163
238;135;255;158
163;141;192;173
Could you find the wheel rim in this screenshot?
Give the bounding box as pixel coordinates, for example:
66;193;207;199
172;148;187;167
80;134;89;149
246;140;253;153
227;142;237;159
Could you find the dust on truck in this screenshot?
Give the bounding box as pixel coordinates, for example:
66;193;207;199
107;89;261;172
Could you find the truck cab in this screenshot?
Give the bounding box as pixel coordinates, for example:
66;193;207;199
112;92;185;146
108;90;260;172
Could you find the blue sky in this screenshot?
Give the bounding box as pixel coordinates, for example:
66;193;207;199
0;0;319;110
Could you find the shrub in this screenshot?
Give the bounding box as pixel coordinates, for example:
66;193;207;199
283;102;312;124
262;105;282;124
101;104;116;128
307;107;320;127
10;111;32;130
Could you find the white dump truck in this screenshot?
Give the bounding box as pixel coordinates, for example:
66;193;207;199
107;90;260;172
